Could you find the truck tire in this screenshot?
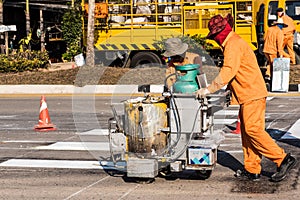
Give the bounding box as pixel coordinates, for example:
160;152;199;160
130;51;163;68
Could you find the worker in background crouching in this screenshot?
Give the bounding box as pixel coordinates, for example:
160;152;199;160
162;37;203;89
195;14;296;182
277;7;296;65
263;18;287;83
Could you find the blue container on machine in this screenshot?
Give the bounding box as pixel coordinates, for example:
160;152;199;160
173;64;200;93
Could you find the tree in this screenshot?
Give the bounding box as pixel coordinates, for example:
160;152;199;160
86;0;95;67
26;0;31;50
61;1;82;61
0;0;3;53
40;9;45;52
0;0;3;25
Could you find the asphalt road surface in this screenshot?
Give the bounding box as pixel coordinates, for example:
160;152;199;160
0;95;299;200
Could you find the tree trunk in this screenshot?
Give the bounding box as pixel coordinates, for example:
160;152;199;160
40;9;45;52
0;1;5;54
26;0;31;50
86;0;95;67
0;1;3;25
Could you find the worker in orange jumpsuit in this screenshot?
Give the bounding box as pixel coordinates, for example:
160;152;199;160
162;37;203;89
196;15;296;182
277;7;296;64
263;18;286;83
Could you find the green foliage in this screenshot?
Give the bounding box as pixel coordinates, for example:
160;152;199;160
190;34;213;51
18;31;32;52
154;34;213;56
61;0;83;61
0;50;49;72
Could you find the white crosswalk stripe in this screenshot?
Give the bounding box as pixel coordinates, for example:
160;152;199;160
1;100;287;170
34;142;109;151
77;129;109;136
0;159;103;169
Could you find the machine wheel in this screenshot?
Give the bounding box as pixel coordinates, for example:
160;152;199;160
130;51;163;68
159;165;172;177
123;175;155;184
195;170;212;180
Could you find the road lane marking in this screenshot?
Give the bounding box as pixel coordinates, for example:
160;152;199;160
281;119;300;139
1;140;55;144
218;150;243;154
0;159;126;170
63;176;111;200
0;115;18;119
215;110;239;116
0;159;102;169
34;142;109;151
77;129;109;136
214;119;237;124
118;185;140;200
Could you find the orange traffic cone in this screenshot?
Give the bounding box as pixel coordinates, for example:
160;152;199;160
231;115;241;134
34;95;56;131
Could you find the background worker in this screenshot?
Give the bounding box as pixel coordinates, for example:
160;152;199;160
263;18;286;83
162;37;203;89
196;14;296;182
277;7;296;65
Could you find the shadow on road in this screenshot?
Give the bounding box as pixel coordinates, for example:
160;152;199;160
267;128;300;148
217;150;243;172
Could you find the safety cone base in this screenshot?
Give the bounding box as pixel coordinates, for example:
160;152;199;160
231;122;241;134
34;124;57;132
231;129;241;134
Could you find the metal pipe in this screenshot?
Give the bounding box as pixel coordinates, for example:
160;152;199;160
138;106;145;139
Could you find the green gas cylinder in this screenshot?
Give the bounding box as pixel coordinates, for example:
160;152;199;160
173;64;200;93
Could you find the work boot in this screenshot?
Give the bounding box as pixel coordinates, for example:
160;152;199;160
270;153;297;182
234;169;261;181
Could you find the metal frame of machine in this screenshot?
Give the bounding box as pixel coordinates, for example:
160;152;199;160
107;91;230;179
105;64;230;180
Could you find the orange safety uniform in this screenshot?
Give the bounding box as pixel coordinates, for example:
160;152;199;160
166;52;202;88
281;15;296;64
263;26;285;77
207;31;286;174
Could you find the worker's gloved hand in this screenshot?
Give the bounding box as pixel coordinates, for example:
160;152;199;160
195;88;210;99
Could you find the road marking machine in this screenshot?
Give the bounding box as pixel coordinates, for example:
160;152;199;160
104;64;230;180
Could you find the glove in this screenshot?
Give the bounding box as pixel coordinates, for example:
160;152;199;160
195;88;210;99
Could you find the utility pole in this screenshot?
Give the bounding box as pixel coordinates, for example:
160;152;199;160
86;0;95;67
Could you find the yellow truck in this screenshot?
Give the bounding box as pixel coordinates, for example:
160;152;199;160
254;0;300;64
81;0;300;67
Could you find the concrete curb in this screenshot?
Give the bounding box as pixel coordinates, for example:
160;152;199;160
0;84;298;95
0;85;165;95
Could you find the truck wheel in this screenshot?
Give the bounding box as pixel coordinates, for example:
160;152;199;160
130;51;163;68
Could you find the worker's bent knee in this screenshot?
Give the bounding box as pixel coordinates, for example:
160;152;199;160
244;124;263;137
